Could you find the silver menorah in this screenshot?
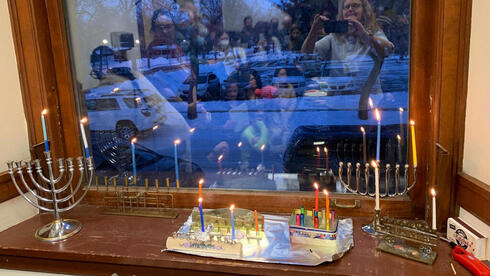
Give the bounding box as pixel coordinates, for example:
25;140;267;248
7;151;94;241
337;161;417;235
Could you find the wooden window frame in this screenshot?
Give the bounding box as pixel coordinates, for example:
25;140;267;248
4;0;476;228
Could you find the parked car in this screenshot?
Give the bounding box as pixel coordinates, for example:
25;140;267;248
92;132;204;187
177;72;221;101
86;83;167;140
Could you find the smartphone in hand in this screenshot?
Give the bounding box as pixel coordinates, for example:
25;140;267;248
324;20;348;33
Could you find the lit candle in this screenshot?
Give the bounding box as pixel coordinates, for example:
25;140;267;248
369;97;374;110
360;127;366;164
230;204;235;240
131;138;137;184
323;189;329;230
316;146;320;169
237;141;242;148
199;197;205;232
431;188;437;230
254;210;259;235
396;134;402;164
398;108;404;146
324;147;329;172
372;160;380;210
198;178;204;199
174;139;181;187
314;182;319;212
218;154;223;173
80;117;90;157
260;144;265;165
375;109;381;161
41;109;49;152
410;120;417;167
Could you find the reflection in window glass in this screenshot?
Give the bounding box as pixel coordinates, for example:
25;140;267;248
65;0;411;193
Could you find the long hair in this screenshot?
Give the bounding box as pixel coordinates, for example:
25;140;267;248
335;0;379;38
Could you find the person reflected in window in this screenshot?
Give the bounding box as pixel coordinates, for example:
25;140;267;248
213;32;246;62
240;110;269;171
287;24;306;52
148;9;184;59
241;16;258;48
301;0;394;61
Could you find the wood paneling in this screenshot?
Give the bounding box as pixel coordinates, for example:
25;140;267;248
456;172;490;225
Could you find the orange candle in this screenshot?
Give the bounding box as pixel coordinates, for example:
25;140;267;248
254;210;259;233
314;182;319;212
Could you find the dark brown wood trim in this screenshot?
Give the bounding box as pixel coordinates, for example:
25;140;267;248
456;172;490;225
0;170;26;204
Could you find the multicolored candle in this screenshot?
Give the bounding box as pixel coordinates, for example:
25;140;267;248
372;160;380;210
410;120;417;167
198;197;205;232
375;109;381;161
300;206;304;226
230;204;235;240
80;117;90;157
254;210;259;234
131;138;137;184
174;139;181;187
313;182;319;212
41;109;49;152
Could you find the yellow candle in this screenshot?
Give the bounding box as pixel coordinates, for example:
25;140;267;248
323;189;329;230
410;120;417;167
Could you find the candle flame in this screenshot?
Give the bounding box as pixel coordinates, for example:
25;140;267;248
112;87;119;93
230;204;235;211
313;182;319;190
80;117;88;124
199;178;204;185
237;141;243;147
260;144;265;151
152;125;159;131
369;98;374;109
431;188;436;197
174;139;181;145
324;147;328;153
189;127;196;133
218;154;224;162
375;109;381;121
371;160;378;168
41;109;48;115
360;126;365;134
316;146;320;153
397;134;401;141
399;107;404;113
410;120;415;126
102;39;108;44
135;97;141;102
198;197;203;203
131;137;137;144
323;189;328;196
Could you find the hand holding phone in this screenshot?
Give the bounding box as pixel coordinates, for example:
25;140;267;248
324;20;348;34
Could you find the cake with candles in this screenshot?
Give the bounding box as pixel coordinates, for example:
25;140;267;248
165;206;266;258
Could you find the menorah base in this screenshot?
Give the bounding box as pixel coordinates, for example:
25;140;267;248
35;219;82;242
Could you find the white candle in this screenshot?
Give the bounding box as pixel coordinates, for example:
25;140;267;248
174;139;181;186
375;109;381;161
431;188;437;230
372;161;380;210
80;117;90;157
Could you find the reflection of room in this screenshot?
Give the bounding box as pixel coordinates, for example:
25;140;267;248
0;0;489;274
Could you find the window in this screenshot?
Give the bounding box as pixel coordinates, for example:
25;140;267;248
63;0;411;193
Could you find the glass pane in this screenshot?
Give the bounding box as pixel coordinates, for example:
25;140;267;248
65;0;411;193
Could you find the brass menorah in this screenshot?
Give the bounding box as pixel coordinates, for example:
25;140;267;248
7;151;94;241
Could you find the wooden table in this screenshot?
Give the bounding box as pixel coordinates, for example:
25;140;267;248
0;205;477;275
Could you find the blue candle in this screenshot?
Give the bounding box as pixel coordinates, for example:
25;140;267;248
198;197;205;232
174;139;180;186
230;204;235;240
80;117;90;158
131;138;137;184
375;109;381;161
41;109;49;152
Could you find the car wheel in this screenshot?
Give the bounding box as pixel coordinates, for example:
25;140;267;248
116;121;137;140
